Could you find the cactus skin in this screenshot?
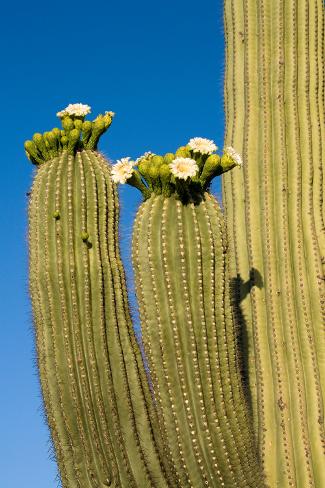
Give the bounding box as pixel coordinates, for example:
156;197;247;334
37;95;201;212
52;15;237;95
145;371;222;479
132;192;266;487
223;0;325;486
28;118;177;487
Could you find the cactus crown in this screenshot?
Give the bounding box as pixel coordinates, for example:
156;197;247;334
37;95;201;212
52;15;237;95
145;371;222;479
24;103;114;165
112;139;242;203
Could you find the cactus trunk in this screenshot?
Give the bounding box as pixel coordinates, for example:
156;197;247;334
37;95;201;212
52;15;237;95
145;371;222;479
223;0;325;486
29;148;174;487
132;192;265;487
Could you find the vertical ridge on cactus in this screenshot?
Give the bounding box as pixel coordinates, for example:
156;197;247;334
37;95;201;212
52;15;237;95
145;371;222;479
223;0;325;486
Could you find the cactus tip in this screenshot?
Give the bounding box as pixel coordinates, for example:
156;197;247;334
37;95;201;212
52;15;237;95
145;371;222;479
25;103;115;164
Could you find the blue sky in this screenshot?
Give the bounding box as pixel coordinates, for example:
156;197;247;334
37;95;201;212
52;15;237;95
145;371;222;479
0;0;224;485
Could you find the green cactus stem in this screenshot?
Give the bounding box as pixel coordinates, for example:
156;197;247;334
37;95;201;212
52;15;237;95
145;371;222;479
27;106;176;488
127;143;266;487
223;0;325;486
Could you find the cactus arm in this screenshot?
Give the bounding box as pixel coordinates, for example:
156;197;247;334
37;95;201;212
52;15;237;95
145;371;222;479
27;108;176;487
132;189;266;487
223;0;325;485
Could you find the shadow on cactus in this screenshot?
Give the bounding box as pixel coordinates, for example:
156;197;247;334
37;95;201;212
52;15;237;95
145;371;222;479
25;104;266;487
229;269;263;413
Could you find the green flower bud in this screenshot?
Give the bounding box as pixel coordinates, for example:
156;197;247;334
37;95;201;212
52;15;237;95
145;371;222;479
81;121;92;145
74;119;83;130
220;153;240;173
147;164;161;194
159;163;172;197
67;129;81;154
151;155;164;167
86;119;106;150
103;111;114;129
148;164;159;180
44;131;57;158
200;154;222;188
127;170;151;199
24;140;43;165
51;128;61;151
163;153;175;164
61;136;68;149
138;159;150;177
33;133;49;159
51;128;61;139
62;117;74;133
175;146;191;158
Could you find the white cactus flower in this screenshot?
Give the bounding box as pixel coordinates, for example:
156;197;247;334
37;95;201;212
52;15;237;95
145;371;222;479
135;151;154;164
56;109;67;118
188;137;217;155
111;157;135;184
169;157;199;180
57;103;91;118
224;146;243;167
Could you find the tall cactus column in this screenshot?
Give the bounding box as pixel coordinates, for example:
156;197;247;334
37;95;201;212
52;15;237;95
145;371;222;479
114;141;266;487
223;1;325;486
26;104;175;488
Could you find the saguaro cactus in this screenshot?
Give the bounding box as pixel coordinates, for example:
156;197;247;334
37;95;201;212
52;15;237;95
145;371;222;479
223;1;325;486
114;141;266;487
26;106;268;486
26;104;175;488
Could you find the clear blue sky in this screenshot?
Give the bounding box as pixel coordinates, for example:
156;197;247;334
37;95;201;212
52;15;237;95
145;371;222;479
0;0;225;486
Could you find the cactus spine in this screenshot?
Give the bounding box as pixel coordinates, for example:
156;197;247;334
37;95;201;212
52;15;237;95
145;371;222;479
223;0;325;486
27;108;175;487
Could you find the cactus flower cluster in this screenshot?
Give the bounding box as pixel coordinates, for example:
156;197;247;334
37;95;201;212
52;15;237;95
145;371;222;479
111;139;242;203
